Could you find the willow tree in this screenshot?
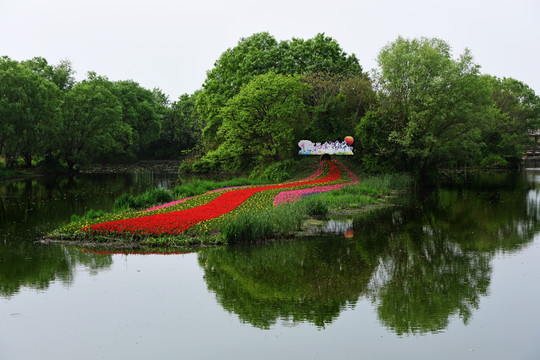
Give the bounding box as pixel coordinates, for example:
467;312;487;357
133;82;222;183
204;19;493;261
0;57;61;167
357;37;491;179
59;78;125;170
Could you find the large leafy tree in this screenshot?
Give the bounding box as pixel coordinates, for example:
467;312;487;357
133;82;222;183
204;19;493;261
152;91;202;158
302;72;375;142
59;77;125;170
480;76;540;167
357;37;491;179
0;57;61;167
282;33;363;75
22;57;76;92
197;32;364;151
205;73;311;172
111;80;163;158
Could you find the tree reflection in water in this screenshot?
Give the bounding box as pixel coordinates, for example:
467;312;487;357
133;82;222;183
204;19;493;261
200;238;376;329
200;173;540;334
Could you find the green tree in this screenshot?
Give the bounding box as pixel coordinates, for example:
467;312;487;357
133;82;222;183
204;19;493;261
111;80;163;158
205;73;311;172
59;77;125;170
22;57;76;92
197;32;282;150
282;33;363;75
480;76;540;167
362;37;491;180
197;32;364;152
302;72;375;142
149;91;202;158
0;57;61;167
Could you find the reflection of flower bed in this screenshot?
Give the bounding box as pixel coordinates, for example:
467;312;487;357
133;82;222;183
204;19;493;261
80;160;355;237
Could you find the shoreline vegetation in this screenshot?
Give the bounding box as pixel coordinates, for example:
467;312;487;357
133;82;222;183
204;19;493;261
43;158;412;251
5;32;538;254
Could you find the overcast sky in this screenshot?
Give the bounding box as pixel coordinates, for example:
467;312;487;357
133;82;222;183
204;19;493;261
2;0;539;100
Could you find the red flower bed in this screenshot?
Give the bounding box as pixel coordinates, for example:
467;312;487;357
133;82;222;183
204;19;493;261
85;160;343;236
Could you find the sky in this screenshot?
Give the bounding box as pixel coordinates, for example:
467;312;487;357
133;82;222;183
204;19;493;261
1;0;539;100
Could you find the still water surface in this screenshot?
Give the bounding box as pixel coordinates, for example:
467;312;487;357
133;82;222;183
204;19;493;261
1;170;539;359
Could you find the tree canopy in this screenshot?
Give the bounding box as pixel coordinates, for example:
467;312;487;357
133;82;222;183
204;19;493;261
354;36;538;179
204;73;311;172
0;57;61;168
1;33;539;177
197;32;365;150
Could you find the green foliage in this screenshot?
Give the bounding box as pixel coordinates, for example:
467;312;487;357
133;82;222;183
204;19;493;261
110;80;163;158
113;188;174;210
258;159;294;183
153;92;202;158
480;154;510;168
355;110;399;173
59;76;126;170
359;172;413;192
2;34;539;176
197;32;364;152
70;208;107;223
303;197;329;216
302;72;376;142
0;56;62;168
220;203;306;244
22;56;76;91
480;76;540;167
362;37;494;179
197;73;311;172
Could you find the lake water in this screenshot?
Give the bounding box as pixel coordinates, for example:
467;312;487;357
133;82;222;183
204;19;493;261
1;169;540;359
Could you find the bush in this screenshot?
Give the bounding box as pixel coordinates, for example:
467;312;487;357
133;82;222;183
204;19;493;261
70;208;106;222
179;158;196;173
113;188;174;210
191;157;218;173
259;160;294;183
480;155;510;169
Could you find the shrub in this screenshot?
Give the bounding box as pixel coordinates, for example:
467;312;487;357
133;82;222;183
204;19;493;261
70;208;106;222
259;160;294;183
480;155;510;169
113;188;174;210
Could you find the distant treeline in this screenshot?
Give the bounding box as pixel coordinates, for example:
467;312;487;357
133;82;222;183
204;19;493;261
0;57;199;170
2;33;540;180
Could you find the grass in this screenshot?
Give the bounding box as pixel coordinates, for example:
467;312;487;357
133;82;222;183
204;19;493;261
220;202;307;244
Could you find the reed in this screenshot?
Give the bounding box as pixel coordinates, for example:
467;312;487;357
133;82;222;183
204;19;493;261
221;203;306;244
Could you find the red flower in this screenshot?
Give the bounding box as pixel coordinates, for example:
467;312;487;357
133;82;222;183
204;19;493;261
85;160;344;235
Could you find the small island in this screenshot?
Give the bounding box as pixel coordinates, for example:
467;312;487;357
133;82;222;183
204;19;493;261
44;157;409;250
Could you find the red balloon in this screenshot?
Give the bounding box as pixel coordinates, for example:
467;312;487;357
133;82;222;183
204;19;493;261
344;136;354;145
